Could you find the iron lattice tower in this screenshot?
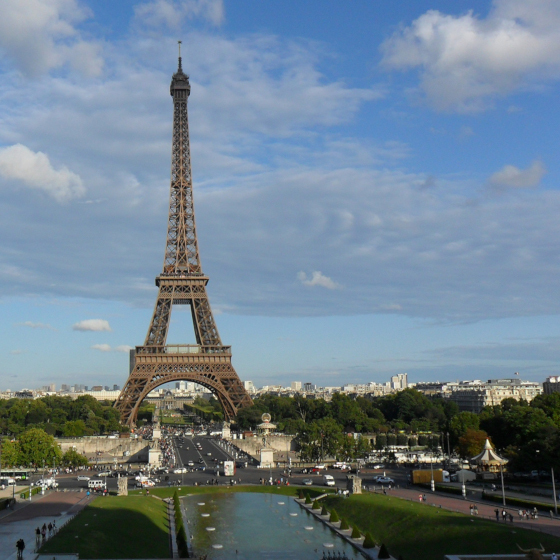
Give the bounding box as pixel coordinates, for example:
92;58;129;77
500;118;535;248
115;53;253;427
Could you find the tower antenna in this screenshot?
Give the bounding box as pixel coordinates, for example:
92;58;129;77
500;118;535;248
178;40;182;71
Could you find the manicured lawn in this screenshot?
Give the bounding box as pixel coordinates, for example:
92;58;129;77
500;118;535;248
40;496;170;559
322;493;560;560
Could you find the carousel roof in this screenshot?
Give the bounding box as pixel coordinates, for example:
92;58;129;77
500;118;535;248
471;438;508;465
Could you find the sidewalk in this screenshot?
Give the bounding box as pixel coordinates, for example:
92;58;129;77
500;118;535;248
0;491;95;560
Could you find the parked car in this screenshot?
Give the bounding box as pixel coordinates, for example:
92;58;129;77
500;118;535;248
302;478;313;486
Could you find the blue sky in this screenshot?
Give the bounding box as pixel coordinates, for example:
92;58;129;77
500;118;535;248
1;0;560;391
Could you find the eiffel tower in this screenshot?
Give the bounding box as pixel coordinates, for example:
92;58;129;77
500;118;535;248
115;48;253;427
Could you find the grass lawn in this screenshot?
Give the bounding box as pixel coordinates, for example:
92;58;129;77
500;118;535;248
322;493;560;560
40;496;170;559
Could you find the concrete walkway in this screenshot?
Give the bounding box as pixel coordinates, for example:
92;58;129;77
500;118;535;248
0;491;95;560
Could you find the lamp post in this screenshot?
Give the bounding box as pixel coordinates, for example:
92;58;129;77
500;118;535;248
430;453;435;492
500;463;506;507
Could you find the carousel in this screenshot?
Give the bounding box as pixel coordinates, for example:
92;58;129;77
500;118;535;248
471;438;508;473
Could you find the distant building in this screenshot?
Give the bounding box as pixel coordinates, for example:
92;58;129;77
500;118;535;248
303;382;315;392
543;376;560;394
444;378;542;413
243;380;255;394
291;381;302;391
391;373;408;391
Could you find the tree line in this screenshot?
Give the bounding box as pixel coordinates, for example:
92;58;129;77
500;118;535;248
0;395;126;437
236;389;560;471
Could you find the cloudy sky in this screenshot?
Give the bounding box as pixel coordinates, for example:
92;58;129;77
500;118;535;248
1;0;560;391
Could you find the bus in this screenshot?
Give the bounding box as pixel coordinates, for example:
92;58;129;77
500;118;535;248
0;469;33;480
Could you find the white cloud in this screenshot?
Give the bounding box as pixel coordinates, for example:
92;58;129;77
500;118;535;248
0;144;85;202
91;343;111;352
17;321;55;330
0;0;103;77
381;0;560;111
10;349;23;355
115;345;134;353
134;0;224;28
72;319;111;332
489;160;546;188
297;271;340;290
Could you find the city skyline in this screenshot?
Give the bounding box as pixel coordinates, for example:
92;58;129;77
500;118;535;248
1;1;560;390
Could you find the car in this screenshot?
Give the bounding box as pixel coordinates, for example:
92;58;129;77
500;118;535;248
371;464;384;469
187;461;194;467
173;468;186;474
374;476;394;485
97;471;111;477
77;475;90;481
302;478;313;486
206;453;212;456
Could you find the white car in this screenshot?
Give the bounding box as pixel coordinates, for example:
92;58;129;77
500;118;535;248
173;468;186;474
187;461;194;467
374;476;394;484
77;475;90;481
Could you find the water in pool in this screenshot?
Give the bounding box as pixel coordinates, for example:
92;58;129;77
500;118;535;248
183;492;365;559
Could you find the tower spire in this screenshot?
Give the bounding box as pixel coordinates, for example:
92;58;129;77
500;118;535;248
178;40;182;72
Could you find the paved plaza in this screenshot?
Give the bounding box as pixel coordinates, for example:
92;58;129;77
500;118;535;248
0;491;94;560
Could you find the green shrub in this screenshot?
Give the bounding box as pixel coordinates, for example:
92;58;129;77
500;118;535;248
363;532;376;548
329;509;340;523
340;518;350;530
351;526;362;539
298;489;304;499
378;543;390;559
312;500;321;510
321;505;328;515
305;494;312;504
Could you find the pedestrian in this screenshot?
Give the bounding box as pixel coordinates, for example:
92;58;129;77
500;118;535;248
35;527;41;546
495;508;499;521
502;509;507;522
419;494;423;503
551;553;557;560
474;505;478;515
509;513;514;523
41;524;46;542
52;520;56;533
423;494;427;502
16;538;25;560
48;522;52;537
470;504;474;515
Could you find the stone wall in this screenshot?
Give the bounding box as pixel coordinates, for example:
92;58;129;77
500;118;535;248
230;435;296;460
56;436;149;462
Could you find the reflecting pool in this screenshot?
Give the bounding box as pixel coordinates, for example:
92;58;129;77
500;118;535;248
183;492;365;559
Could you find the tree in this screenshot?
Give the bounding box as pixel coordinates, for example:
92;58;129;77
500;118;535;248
0;439;20;467
63;420;87;437
17;428;62;467
457;429;488;459
449;411;480;448
62;448;89;467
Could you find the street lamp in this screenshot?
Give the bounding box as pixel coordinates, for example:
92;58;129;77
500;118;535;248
500;463;506;506
430;453;435;492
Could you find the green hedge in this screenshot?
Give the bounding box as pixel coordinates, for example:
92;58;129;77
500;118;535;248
363;532;376;548
482;490;552;511
417;483;463;496
351;526;362;539
329;509;339;523
173;490;189;558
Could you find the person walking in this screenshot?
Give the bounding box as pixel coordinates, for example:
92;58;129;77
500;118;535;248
494;508;500;521
16;538;25;560
41;524;47;542
35;527;41;547
502;509;507;522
